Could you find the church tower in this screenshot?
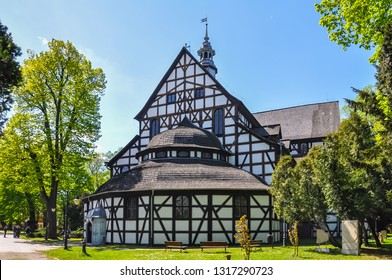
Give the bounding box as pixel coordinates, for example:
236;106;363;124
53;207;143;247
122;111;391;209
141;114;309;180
197;20;217;77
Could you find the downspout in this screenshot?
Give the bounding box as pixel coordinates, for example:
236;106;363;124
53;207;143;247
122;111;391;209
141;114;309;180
150;189;154;246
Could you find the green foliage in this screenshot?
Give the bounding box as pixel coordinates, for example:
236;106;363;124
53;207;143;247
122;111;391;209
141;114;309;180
3;39;106;238
269;156;299;224
234;214;251;260
315;0;391;61
0;20;22;130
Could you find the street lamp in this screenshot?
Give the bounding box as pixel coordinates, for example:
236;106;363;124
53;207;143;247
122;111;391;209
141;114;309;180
63;191;82;250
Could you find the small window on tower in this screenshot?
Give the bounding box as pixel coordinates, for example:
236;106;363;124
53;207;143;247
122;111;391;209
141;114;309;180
167;93;176;104
195;88;205;99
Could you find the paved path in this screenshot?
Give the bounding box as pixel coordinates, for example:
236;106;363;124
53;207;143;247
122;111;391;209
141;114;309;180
0;231;61;260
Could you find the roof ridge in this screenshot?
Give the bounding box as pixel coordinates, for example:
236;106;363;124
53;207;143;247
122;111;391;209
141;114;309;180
253;100;339;115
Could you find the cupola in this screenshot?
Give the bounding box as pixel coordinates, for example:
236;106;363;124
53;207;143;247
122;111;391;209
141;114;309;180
197;19;217;77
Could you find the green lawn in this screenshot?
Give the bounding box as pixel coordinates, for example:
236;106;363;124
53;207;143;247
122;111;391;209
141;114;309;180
40;237;392;260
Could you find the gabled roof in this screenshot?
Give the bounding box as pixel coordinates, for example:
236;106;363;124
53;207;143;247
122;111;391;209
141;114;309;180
253;101;340;141
134;47;261;128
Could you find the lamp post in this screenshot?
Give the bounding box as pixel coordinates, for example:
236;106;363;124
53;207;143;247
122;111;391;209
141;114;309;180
64;190;69;249
63;191;82;250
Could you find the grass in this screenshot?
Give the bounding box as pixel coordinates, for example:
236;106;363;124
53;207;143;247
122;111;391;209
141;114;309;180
38;237;392;260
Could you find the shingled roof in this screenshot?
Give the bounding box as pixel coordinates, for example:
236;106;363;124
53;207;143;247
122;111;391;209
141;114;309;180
94;158;268;195
145;117;227;152
253;101;340;141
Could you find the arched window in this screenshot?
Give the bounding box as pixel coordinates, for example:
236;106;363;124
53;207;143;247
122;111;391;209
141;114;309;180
126;197;138;219
175;195;190;219
213;108;224;136
300;143;309;155
234;195;248;219
150;119;160;138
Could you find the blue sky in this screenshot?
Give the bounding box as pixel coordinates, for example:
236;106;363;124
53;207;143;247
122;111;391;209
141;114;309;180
1;0;375;153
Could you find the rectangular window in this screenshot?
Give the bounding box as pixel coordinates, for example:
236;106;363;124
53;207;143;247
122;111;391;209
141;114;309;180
126;197;138;219
175;195;190;219
195;88;205;98
167;93;176;104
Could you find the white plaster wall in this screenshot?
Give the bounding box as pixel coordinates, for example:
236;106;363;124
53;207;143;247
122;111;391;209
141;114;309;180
125;233;137;244
193;220;208;231
213;195;231;205
176;221;189;231
125;221;137;230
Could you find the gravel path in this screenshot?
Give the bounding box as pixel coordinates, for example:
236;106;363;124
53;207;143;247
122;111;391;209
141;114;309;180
0;232;61;260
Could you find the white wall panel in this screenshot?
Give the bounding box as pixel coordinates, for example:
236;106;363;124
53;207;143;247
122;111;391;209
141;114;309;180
147;107;157;117
125;221;136;230
213;195;231;205
154;233;167;244
252;164;262;175
176;221;189;231
194;233;208;244
194;195;207;205
252;142;270;151
215;95;227;106
212;233;227;242
175;233;188;244
192;221;207;231
192;208;205;218
156;208;172;218
214;208;231;218
155;196;171;204
112;234;121;243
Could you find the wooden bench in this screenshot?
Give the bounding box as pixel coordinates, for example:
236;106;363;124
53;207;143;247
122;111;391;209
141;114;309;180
200;241;228;252
250;240;262;250
165;241;188;252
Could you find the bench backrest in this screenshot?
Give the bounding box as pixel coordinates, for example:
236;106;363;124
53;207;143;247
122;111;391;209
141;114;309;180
200;241;228;246
165;241;183;246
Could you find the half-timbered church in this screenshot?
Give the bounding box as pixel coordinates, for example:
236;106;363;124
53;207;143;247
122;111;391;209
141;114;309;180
83;24;340;246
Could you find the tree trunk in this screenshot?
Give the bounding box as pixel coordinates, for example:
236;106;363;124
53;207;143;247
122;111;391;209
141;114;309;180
368;221;382;247
313;220;342;248
25;193;37;230
363;225;369;247
47;196;58;239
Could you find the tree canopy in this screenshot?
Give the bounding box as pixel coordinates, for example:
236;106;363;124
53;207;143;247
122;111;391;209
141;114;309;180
7;39;106;238
0;20;22;131
315;0;392;61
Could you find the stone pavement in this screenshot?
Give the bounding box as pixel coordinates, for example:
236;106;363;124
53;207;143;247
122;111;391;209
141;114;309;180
0;231;61;260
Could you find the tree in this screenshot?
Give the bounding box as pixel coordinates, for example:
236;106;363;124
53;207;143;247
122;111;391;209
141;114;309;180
87;151;112;190
0;21;22;131
317;111;391;247
12;39;106;239
315;0;391;61
234;215;251;260
0;113;43;228
270;152;341;248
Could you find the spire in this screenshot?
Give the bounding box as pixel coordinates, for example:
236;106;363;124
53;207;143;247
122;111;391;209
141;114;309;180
197;18;217;77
